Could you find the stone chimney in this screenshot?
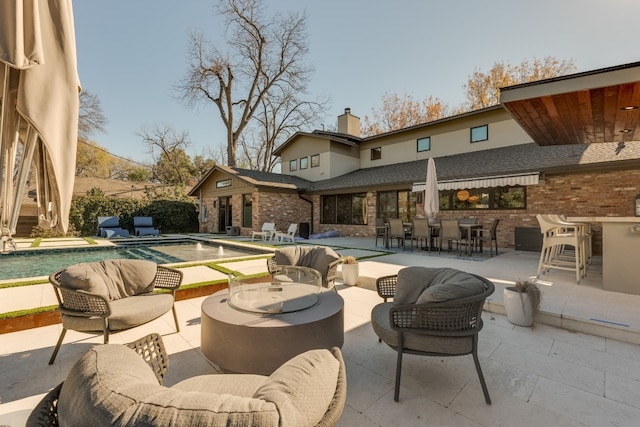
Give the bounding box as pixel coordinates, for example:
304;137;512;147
337;107;361;137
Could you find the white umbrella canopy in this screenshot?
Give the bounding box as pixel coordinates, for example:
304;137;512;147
0;0;80;248
424;157;439;219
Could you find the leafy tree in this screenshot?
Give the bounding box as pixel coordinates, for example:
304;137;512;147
361;92;449;137
192;154;216;180
462;56;577;110
75;140;115;177
127;167;151;182
137;123;193;185
178;0;317;167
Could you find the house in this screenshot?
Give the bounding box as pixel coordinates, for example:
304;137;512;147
189;61;640;254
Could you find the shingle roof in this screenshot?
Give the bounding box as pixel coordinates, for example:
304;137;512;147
192;141;640;195
307;141;640;192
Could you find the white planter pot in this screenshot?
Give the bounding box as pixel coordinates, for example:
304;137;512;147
503;287;534;327
341;264;359;286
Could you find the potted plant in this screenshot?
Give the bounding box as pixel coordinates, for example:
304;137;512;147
340;256;359;286
503;280;542;327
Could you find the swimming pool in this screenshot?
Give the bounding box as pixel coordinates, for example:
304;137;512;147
0;241;268;281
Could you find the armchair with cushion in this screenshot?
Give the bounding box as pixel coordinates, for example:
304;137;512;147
28;333;346;427
267;245;341;289
371;266;494;403
48;259;183;364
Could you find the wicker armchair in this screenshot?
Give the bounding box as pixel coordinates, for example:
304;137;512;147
371;269;494;403
26;333;168;427
48;259;183;364
267;245;341;290
27;334;346;427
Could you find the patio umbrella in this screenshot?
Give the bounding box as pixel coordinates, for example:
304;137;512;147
424;157;439;219
0;0;80;250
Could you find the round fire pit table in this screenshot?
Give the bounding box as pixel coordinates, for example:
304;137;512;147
201;286;344;375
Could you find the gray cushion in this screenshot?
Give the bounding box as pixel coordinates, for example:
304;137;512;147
58;344;339;427
393;267;486;305
172;374;267;397
253;348;340;427
60;265;109;300
61;293;174;332
58;345;161;426
61;259;157;301
274;246;339;283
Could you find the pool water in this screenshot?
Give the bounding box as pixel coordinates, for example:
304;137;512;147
0;242;264;281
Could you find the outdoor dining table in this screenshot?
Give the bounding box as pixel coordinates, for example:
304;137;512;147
381;220;483;255
426;221;483;255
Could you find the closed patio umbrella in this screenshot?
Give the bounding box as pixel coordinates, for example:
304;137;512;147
424;157;439;219
0;0;80;251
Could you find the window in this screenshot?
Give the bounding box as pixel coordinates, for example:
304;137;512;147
377;190;417;223
289;159;297;172
300;157;308;169
417;137;431;152
440;186;526;210
321;193;367;224
471;125;488;143
242;194;252;227
371;147;382;160
311;154;320;167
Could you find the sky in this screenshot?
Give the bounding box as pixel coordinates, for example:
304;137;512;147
72;0;640;163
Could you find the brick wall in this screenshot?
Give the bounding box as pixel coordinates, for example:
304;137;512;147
199;167;640;254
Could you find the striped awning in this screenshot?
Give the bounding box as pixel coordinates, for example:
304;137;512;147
412;172;540;192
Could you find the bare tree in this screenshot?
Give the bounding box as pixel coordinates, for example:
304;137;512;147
78;90;107;141
462;56;577;110
178;0;316;168
361;92;449;137
239;84;327;171
137;123;193;185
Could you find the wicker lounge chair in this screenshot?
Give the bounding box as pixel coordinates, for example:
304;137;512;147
27;333;347;427
96;216;129;238
267;245;341;289
371;266;494;403
47;259;183;364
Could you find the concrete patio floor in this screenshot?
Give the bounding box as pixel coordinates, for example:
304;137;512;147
1;235;640;426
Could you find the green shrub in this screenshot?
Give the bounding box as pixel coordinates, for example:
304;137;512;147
67;186;198;236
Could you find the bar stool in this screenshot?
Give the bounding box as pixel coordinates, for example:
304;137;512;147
536;214;586;283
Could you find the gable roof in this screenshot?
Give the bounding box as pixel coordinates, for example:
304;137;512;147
188;164;312;196
272;130;361;156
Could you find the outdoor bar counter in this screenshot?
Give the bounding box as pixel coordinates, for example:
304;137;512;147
568;216;640;295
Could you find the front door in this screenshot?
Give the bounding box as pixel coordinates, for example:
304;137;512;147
218;196;232;232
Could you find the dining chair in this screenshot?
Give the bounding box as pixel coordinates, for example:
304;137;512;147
474;218;500;256
437;219;469;255
409;218;429;251
375;217;387;247
387;219;406;249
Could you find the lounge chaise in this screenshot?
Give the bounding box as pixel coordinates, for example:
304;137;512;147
28;333;346;427
134;216;160;237
97;216;130;238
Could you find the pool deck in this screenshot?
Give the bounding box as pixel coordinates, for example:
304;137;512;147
2;234;640;426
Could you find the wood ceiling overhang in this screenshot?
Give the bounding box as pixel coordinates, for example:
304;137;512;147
500;62;640;145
